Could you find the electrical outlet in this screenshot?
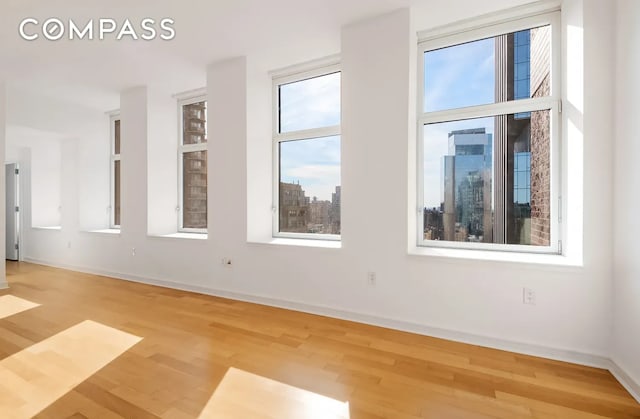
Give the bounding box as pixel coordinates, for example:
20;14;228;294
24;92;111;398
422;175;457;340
367;272;376;286
132;247;136;256
523;287;536;305
67;241;71;249
222;257;232;267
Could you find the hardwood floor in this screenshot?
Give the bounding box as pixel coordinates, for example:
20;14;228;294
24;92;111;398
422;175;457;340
1;261;638;418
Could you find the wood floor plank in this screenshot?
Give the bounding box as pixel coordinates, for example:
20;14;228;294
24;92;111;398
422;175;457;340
0;295;40;320
198;368;350;419
1;261;638;419
0;320;141;418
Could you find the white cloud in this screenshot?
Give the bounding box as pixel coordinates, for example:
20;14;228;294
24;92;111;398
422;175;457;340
280;72;340;132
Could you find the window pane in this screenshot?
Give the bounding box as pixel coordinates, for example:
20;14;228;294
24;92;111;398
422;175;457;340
424;25;550;112
114;120;121;154
183;101;207;145
422;110;550;246
279;72;340;133
183;151;208;229
279;136;340;234
114;160;121;226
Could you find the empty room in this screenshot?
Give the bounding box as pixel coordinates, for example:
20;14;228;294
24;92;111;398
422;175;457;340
0;0;639;417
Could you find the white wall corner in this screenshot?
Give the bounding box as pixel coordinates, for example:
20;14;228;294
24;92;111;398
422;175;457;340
609;359;640;403
611;0;640;406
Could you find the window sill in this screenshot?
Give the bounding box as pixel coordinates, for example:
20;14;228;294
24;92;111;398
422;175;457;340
149;232;208;241
84;228;121;236
31;226;62;231
248;237;341;249
409;246;582;268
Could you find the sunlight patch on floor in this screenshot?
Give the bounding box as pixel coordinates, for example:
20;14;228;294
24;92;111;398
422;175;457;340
0;320;142;419
0;295;40;320
198;367;350;419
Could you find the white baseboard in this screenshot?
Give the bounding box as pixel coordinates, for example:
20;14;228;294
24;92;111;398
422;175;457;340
609;360;640;403
23;257;638;403
0;281;8;290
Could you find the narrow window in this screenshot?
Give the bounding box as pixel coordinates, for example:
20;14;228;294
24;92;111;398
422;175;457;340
111;116;121;228
273;67;341;239
179;98;208;232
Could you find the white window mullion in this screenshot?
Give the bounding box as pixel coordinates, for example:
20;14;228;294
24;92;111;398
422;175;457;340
420;97;559;125
418;10;560;49
271;62;341;91
274;125;340;143
179;143;207;154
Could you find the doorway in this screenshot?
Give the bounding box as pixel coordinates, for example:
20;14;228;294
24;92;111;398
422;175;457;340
5;163;19;261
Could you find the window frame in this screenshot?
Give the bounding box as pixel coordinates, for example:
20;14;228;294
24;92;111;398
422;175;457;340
416;11;562;254
178;94;208;234
272;63;341;241
109;113;121;229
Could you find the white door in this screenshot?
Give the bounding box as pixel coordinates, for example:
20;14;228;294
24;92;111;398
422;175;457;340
5;163;19;261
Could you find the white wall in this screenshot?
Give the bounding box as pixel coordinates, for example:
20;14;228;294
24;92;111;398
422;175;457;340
246;62;272;243
8;0;622;369
76;122;109;231
613;0;640;397
147;88;178;236
26;139;61;228
208;57;248;253
120;87;148;242
5;88;109;231
5;130;64;228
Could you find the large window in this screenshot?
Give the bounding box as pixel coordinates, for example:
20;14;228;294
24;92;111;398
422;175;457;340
273;65;341;239
418;13;560;253
179;97;208;232
110;115;121;228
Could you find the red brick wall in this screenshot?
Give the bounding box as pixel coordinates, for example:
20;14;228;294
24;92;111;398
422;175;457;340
530;75;551;246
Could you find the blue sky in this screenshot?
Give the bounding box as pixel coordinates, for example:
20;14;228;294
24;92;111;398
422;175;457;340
424;38;495;112
279;72;340;201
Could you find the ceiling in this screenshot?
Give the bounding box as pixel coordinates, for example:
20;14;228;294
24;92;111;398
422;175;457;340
0;0;533;111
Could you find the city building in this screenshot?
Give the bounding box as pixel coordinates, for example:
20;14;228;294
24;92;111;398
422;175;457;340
494;27;551;246
309;197;331;233
423;206;444;240
279;183;340;234
329;186;341;234
442;128;493;242
279;181;309;233
181;101;208;229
